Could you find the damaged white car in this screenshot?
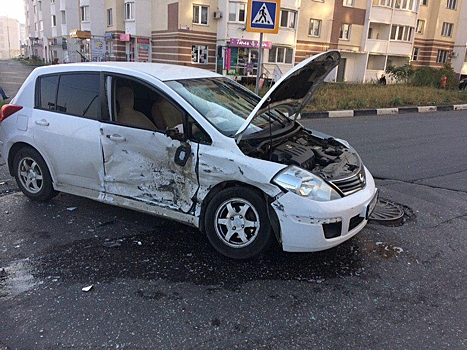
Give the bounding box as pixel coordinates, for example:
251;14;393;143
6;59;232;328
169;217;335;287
0;50;378;259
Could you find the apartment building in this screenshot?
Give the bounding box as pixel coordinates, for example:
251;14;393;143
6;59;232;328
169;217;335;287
25;0;106;63
362;0;419;82
104;0;152;62
22;0;467;82
412;0;462;71
0;16;23;59
452;0;467;79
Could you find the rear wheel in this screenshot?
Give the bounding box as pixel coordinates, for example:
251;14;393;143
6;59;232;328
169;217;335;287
13;147;58;201
205;187;272;259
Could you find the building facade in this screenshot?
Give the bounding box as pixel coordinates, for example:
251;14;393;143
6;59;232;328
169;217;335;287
412;0;462;72
22;0;467;82
0;16;24;59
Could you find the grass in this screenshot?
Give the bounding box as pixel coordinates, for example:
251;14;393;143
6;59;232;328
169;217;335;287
306;83;467;112
248;83;467;112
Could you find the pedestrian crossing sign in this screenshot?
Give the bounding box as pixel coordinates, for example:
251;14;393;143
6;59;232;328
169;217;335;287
246;0;280;34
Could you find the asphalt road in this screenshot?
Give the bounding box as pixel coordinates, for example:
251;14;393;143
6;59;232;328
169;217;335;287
0;59;466;349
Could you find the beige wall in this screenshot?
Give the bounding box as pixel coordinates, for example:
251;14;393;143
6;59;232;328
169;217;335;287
0;17;22;59
105;0;125;32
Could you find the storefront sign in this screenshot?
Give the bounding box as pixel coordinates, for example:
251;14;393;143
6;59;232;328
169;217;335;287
230;38;272;49
70;30;91;39
137;37;150;62
224;48;231;71
91;38;106;62
120;34;131;41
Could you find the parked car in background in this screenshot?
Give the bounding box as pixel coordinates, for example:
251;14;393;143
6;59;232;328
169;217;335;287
0;50;378;259
459;78;467;90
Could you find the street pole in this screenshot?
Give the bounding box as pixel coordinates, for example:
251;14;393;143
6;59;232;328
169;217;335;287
255;32;263;95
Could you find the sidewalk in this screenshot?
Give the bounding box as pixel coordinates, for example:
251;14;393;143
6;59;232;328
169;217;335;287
301;103;467;119
0;59;36;100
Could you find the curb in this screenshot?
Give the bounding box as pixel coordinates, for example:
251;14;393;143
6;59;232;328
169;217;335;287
301;104;467;119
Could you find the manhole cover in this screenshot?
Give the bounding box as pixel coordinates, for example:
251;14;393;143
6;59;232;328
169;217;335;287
369;199;405;226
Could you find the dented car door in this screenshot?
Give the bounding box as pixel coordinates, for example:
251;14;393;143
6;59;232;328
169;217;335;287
100;124;199;213
99;74;200;214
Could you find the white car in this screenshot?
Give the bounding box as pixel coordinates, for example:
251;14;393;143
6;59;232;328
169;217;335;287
0;50;378;259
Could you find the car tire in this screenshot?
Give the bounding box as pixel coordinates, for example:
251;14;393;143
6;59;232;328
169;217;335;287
13;146;58;201
205;187;272;259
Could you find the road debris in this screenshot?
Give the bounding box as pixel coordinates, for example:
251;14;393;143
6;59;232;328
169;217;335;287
81;285;93;292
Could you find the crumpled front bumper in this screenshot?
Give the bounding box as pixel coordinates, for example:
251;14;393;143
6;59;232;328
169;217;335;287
272;167;378;252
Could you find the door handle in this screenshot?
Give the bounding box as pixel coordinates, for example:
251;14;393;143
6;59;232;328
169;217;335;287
107;134;126;142
35;119;49;126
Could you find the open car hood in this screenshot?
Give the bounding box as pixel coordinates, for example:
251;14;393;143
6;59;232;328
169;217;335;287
234;50;340;142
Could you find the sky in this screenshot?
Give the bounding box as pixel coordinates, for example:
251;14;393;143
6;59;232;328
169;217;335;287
0;0;26;23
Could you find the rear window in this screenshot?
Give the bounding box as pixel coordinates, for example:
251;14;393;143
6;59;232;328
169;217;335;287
37;73;100;120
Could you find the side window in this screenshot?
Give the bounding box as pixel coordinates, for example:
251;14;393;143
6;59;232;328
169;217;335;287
188;116;212;144
56;73;100;119
110;77;158;130
109;75;186;134
38;75;59;110
150;94;184;131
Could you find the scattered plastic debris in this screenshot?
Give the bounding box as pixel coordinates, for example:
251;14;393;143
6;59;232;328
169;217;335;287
67;207;77;211
103;241;121;248
82;285;93;292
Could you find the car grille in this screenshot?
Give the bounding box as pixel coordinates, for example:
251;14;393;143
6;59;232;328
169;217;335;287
330;168;366;196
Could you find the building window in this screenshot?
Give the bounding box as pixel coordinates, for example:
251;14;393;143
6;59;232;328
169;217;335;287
51;0;55;3
107;8;113;26
437;51;450;64
416;20;425;34
390;25;414;41
193;5;209;25
394;0;416;11
268;46;293;64
51;15;56;27
280;10;297;29
447;0;457;10
343;0;354;6
33;5;37;14
421;0;428;5
441;22;454;37
191;45;208;64
309;19;322;37
436;50;449;63
340;24;351;40
80;5;90;22
125;2;135;20
465;48;467;62
229;2;246;22
61;11;66;24
39;20;44;31
412;47;419;60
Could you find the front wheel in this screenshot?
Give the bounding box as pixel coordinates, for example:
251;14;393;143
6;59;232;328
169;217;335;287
13;146;58;201
205;187;272;259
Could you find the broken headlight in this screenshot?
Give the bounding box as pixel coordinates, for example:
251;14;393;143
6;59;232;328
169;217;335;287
272;166;341;201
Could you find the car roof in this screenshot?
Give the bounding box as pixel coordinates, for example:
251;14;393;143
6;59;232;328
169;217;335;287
33;62;220;82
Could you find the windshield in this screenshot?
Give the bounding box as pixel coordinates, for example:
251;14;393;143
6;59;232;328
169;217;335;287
166;78;291;137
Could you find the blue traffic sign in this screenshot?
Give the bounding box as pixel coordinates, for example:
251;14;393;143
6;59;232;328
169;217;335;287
246;0;280;34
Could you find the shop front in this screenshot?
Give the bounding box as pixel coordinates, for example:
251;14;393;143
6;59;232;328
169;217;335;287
217;38;272;82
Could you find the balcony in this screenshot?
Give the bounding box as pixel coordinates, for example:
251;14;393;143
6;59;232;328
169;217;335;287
387;41;412;57
366;39;388;54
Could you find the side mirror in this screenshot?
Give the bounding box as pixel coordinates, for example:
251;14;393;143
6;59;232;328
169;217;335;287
174;143;191;166
165;127;185;142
